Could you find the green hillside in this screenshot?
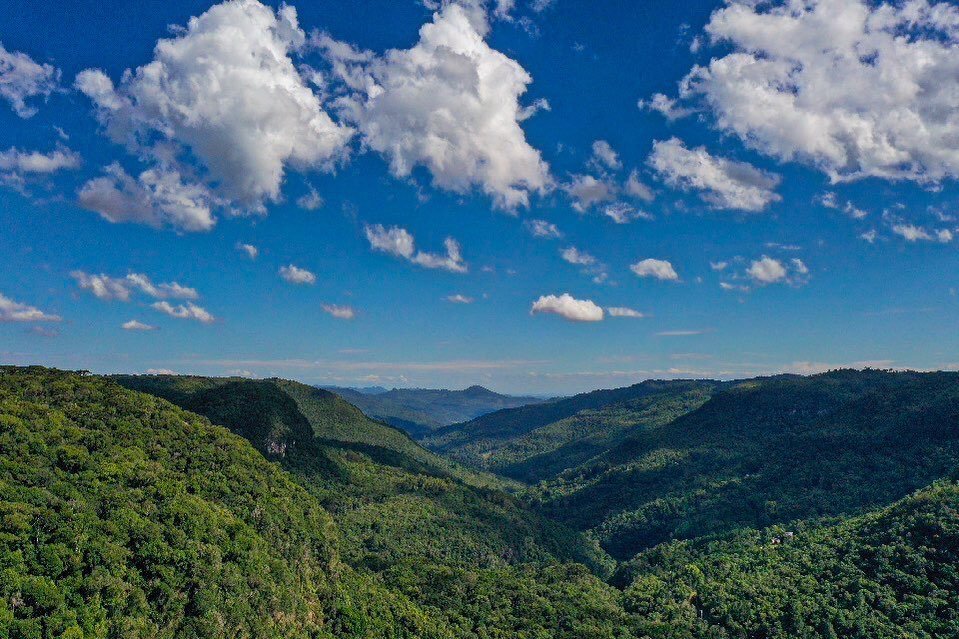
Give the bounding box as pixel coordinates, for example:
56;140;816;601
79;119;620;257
113;375;606;570
423;380;722;473
8;366;959;639
617;479;959;638
0;367;447;639
324;385;545;437
441;381;722;483
531;370;959;559
113;374;626;637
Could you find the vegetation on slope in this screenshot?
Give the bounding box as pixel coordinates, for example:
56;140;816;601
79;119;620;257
114;374;623;637
530;370;959;559
424;380;722;474
617;479;959;638
0;367;447;639
324;385;545;438
9;366;959;639
465;382;721;484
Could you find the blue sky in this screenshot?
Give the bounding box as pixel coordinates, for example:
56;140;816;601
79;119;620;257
2;0;958;395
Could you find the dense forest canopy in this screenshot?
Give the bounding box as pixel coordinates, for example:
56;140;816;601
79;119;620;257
3;366;959;638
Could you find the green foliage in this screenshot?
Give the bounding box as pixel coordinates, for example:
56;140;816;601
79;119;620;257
0;366;446;639
477;383;718;483
8;366;959;639
423;380;721;478
527;370;959;559
616;481;959;638
114;373;619;632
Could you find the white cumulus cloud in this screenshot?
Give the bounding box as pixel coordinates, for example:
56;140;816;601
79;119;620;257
524;218;562;238
0;292;61;322
648;137;781;212
237;243;259;259
0;146;81;191
279;264;317;285
591;140;621;170
321;1;550;209
890;223;953;244
446;294;474;304
560;246;597;266
746;256;788;284
530;293;604;322
76;0;352;228
77;164;215;232
745;255;810;286
364;223;467;273
122;320;158;331
0;147;80;174
625;169;655;202
603;202;651;224
564;173;616;212
0;43;59;117
297;186;324;210
630;258;680;281
654;0;959;184
72;271;199;301
151;301;215;323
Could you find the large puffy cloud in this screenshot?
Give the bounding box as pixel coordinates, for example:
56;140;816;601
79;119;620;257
648;138;781;212
76;0;352;229
323;2;550;209
0;43;59;117
0;292;61;322
364;223;467;273
655;0;959;184
530;293;604;322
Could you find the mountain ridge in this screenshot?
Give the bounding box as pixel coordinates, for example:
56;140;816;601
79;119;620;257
321;384;547;438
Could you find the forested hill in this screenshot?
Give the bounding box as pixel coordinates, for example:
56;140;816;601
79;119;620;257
6;366;959;639
615;479;959;638
422;379;726;480
113;375;605;568
527;370;959;559
322;384;545;437
113;373;635;636
115;375;498;489
0;366;453;638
